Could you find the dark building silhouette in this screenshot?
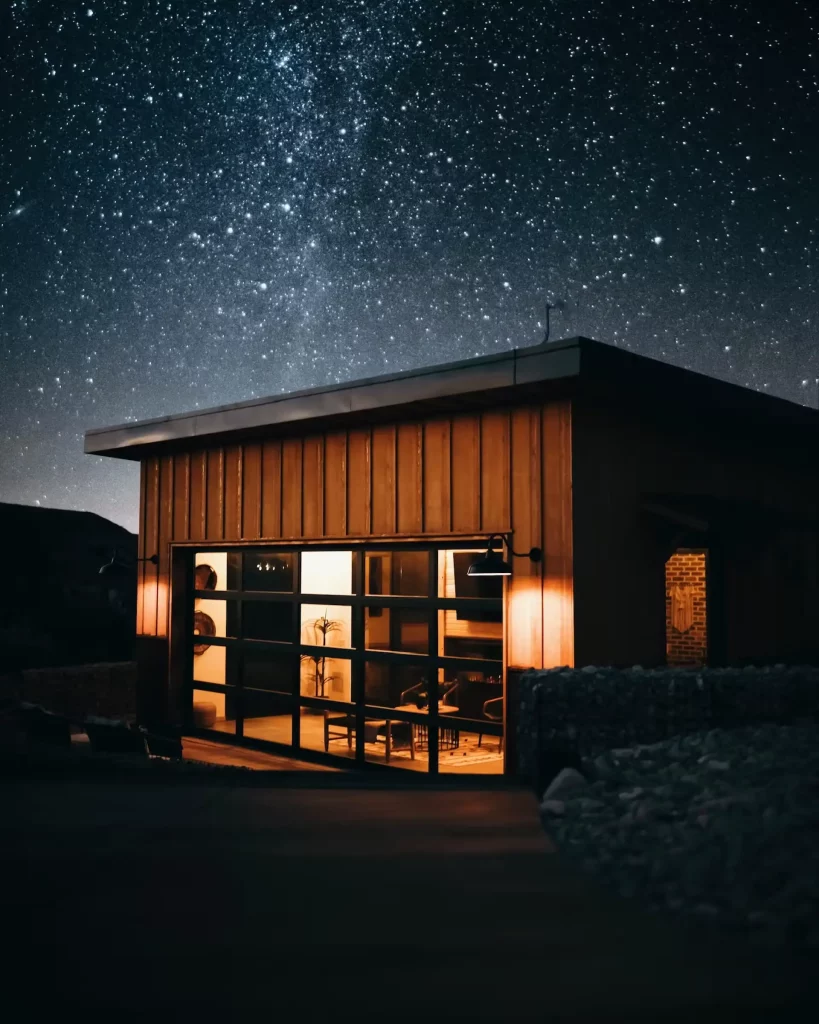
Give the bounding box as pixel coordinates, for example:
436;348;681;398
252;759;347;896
0;502;137;670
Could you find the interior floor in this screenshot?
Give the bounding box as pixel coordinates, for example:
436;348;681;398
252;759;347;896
181;735;335;771
208;712;504;774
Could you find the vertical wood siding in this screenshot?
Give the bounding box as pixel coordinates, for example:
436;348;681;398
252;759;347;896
142;457;160;636
205;449;224;540
223;445;242;541
301;436;324;537
136;460;147;635
156;455;174;638
347;429;371;536
261;440;282;538
371;425;397;534
541;401;574;668
450;416;481;532
189;451;206;542
423;420;451;533
324;432;347;537
396;423;423;534
137;402;575;670
281;439;303;538
241;443;262;540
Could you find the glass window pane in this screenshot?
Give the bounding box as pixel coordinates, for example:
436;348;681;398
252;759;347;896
195;552;241;591
365;606;429;654
300;604;352;649
441;632;503;661
299;707;357;763
242;691;293;745
437;666;503;721
363;715;419;770
192;687;236;735
193;598;236;644
365;551;428;596
364;661;428;709
193;635;240;685
300;653;351;701
242;601;295;643
300;550;353;595
438;549;502;662
242;552;295;592
243;649;296;694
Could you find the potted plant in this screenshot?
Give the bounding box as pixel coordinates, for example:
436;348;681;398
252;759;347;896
301;610;344;701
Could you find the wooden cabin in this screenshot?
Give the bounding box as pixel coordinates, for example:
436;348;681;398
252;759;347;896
84;337;819;774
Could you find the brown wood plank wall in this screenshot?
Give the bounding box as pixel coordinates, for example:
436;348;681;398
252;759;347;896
137;402;575;669
136;460;147;635
241;443;262;540
541;401;574;668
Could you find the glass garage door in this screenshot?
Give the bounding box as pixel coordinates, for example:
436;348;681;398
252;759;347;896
188;544;504;774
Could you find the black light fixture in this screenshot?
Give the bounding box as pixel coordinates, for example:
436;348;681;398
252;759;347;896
467;534;542;577
99;549;158;576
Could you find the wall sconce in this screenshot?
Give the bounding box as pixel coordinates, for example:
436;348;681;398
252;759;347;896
99;550;158;576
467;534;542;577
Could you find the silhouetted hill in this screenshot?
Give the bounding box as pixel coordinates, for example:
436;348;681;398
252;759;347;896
0;502;137;670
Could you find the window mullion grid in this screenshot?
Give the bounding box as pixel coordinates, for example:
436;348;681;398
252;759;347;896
352;549;366;766
184;550;196;729
234;590;244;739
292;550;302;749
427;547;439;774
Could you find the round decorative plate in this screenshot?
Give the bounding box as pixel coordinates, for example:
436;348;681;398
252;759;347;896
195;563;217;591
193;610;216;655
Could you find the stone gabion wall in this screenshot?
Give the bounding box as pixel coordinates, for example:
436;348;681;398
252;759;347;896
517;664;819;784
0;662;137;721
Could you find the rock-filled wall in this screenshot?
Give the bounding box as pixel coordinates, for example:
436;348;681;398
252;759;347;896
517;664;819;785
0;662;137;721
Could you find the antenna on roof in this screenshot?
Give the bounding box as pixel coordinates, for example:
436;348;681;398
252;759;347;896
542;299;565;343
543;303;554;343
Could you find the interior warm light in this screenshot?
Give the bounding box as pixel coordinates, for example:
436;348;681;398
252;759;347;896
255;557;287;573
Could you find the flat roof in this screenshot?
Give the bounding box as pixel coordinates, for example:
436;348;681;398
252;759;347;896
84;336;818;459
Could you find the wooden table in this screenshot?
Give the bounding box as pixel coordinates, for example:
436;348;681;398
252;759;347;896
394;704;460;751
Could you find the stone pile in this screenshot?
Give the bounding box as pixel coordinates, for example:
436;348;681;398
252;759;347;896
539;724;819;950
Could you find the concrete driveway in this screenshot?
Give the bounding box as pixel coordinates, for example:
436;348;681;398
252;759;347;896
2;776;814;1021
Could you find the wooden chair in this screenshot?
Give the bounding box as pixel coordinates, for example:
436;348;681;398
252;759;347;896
477;696;503;753
324;711;356;752
323;713;414;763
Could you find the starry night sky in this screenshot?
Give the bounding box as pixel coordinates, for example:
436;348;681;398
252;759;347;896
2;1;817;531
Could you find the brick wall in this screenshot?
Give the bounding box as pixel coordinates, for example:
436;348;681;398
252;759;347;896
665;550;707;667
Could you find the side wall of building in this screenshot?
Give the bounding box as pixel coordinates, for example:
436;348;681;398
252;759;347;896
572;393;819;668
136;401;575;721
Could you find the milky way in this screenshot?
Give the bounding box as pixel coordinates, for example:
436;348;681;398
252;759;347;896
1;1;817;530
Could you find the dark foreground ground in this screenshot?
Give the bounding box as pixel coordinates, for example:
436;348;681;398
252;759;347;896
2;774;816;1022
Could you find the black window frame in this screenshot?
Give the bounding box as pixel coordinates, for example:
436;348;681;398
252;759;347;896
186;541;504;773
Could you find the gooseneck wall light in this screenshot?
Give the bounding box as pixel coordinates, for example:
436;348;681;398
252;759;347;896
99;550;158;576
467;534;542;577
